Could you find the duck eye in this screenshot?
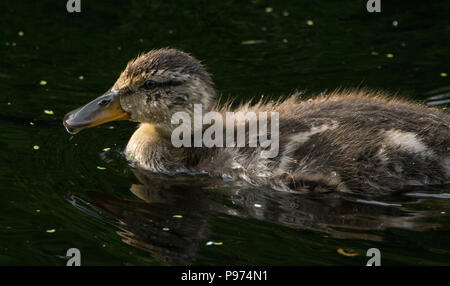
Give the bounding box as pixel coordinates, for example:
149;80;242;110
143;80;158;90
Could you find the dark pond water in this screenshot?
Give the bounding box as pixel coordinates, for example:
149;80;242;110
1;0;450;265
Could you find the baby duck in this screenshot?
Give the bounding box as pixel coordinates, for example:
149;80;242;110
64;48;450;194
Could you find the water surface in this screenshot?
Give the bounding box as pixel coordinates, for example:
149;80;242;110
1;0;449;265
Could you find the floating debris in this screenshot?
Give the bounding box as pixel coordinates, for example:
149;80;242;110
241;40;265;45
46;229;56;233
441;211;446;214
337;248;359;257
79;75;84;80
33;145;40;150
392;20;398;27
36;209;40;213
254;203;262;208
386;53;394;58
102;147;111;151
440;72;447;77
96;166;106;170
162;227;170;231
7;102;11;105
206;241;223;246
44;109;54;115
282;38;288;44
371;51;379;56
306;20;314;26
173;215;183;219
283;11;289;17
18;31;24;36
40;80;47;86
265;7;273;13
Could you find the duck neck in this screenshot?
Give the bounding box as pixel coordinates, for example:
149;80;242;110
125;122;209;172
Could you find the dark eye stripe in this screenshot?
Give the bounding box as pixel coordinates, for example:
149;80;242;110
143;79;184;90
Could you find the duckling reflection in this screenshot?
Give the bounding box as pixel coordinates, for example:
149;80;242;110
68;167;443;265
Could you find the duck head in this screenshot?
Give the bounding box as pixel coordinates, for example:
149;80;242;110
63;48;215;133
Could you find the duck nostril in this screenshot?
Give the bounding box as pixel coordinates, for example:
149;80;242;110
98;99;111;106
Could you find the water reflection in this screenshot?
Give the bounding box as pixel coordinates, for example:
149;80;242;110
426;93;450;106
66;167;448;265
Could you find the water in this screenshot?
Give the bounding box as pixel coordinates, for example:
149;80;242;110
1;0;449;265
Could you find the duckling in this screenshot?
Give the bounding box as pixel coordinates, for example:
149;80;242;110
63;48;450;194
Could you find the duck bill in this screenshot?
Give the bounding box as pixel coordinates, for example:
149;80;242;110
63;90;130;134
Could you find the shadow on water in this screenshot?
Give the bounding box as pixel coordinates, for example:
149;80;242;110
66;167;450;265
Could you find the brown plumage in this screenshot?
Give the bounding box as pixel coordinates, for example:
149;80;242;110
63;48;450;195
